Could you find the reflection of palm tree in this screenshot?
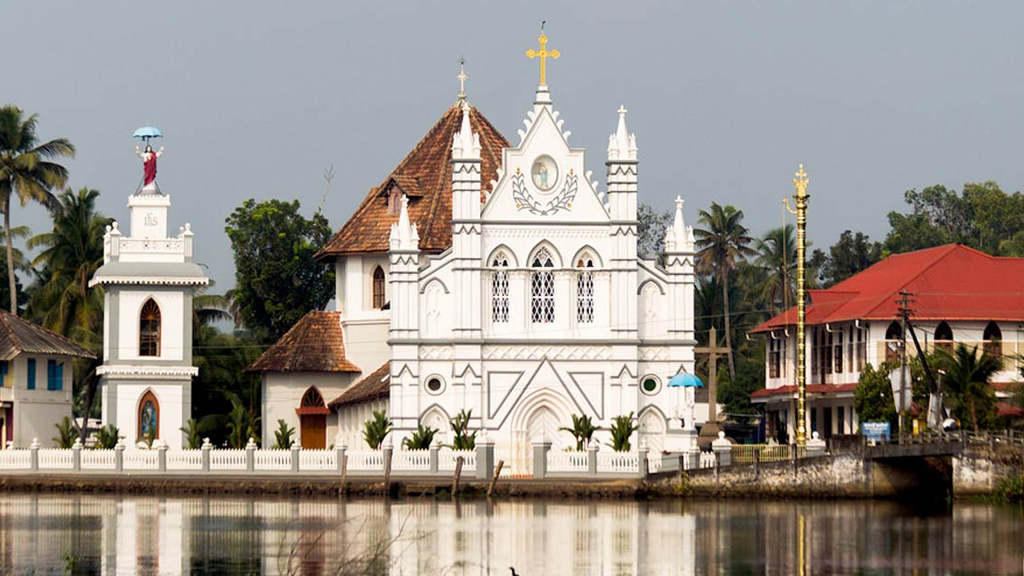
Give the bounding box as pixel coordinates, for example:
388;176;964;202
0;105;75;314
695;203;755;380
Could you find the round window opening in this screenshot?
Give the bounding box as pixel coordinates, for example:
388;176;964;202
426;378;444;394
641;378;659;395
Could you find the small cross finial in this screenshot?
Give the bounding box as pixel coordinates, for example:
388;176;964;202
675;195;684;209
793;163;809;197
617;105;628;117
457;57;468;102
526;27;560;86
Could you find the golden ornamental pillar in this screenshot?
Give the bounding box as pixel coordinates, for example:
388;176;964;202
786;164;810;446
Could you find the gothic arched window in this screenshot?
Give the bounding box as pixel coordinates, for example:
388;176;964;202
531;248;555;323
884;321;902;364
984;321;1002;359
372;266;386;309
301;386;326;408
492;253;510;323
576;256;594;324
139;299;161;357
934;321;953;352
138;390;159;441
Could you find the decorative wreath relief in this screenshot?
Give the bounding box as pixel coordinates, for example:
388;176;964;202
513;170;578;216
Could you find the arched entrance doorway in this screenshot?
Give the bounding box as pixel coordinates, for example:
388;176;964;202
297;387;329;449
506;389;575;477
638;408;666;455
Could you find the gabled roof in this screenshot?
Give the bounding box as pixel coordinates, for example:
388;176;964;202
246;311;360;373
753;244;1024;333
316;103;509;259
329;361;389;408
0;311;96;361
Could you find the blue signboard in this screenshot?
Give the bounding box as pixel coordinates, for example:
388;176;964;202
862;421;891;443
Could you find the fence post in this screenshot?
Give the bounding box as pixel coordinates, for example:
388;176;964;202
712;432;732;467
114;440;124;473
72;439;82;472
29;438;40;472
337;440;347;475
246;437;256;473
638;440;649;478
291;443;301;473
532;433;551;479
587;443;599;476
752;448;760;480
157;440;168;472
429;440;439;474
476;431;494;480
201;438;212;473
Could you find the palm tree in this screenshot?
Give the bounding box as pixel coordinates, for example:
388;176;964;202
26;187;111;346
937;344;1001;433
695;203;756;380
0;106;75;314
755;225;797;315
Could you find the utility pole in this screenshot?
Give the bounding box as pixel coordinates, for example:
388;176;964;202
896;290;915;439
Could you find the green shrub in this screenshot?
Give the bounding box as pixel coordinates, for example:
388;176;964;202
560;414;596;451
449;409;476;450
363;410;391;449
403;424;437;450
273;419;295;449
52;416;76;448
94;424;121;449
608;413;639;452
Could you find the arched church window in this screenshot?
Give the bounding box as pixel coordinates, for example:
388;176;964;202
139;299;161;357
301;387;326;408
934;321;953;352
492;254;510;323
884;321;902;364
531;249;555;323
138;390;159;441
576;256;594;324
984;321;1002;359
372;266;386;309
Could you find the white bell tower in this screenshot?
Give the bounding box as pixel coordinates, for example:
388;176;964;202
90;138;208;448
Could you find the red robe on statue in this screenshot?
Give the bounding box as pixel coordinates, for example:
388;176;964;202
143;152;158;187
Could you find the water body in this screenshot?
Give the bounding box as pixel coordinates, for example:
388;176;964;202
0;493;1020;575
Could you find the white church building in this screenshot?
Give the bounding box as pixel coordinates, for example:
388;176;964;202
251;40;704;467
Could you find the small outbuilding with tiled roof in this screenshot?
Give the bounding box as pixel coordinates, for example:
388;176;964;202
0;310;96;448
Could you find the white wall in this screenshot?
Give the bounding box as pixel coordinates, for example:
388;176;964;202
116;291;185;362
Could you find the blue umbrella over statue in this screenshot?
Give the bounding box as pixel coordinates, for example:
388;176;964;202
132;126;164;192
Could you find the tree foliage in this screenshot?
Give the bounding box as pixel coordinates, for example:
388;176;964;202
637;202;672;258
559;413;597;451
0;105;74;314
225;199;333;343
854;363;897;427
608;413;638;452
363;410;391;450
402;424;437;450
272;419;296;450
935;344;1000;433
448;409;477;451
811;230;883;288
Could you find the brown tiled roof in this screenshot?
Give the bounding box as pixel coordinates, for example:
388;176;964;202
0;311;96;361
329;361;390;407
246;311;361;373
316;103;509;259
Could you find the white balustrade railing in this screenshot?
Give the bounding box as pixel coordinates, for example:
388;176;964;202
0;450;30;469
699;452;716;469
598;451;639;474
81;450;116;470
166;450;202;471
647;453;663;474
299;450;335;471
210;449;246;471
391;450;430;472
38;449;73;470
255;450;291;471
547;450;588;473
439;449;476;472
346;451;384;471
123;450;159;470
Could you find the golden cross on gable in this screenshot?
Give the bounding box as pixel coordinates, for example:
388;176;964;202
526;32;560;86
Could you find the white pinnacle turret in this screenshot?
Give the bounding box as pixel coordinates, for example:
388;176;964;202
607;105;637;161
452;102;481;160
389;194;418;251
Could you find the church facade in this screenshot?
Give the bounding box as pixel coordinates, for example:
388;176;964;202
252;51;702;467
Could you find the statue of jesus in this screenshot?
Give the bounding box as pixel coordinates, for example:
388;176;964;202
135;144;164;190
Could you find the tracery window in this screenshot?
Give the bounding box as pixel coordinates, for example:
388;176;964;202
372;266;386;309
984;321;1002;359
139;299;161;357
576;257;594;324
531;249;555;323
492;254;510;323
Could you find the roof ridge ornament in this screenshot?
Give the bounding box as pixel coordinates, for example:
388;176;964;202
457;57;468;103
607;105;637;161
526;23;560;87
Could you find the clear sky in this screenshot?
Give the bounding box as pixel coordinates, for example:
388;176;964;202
6;1;1023;292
